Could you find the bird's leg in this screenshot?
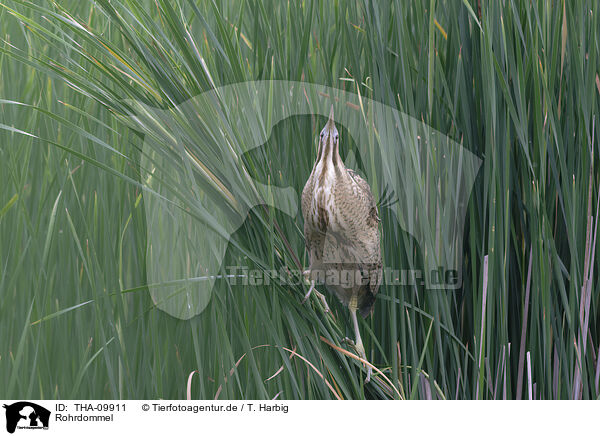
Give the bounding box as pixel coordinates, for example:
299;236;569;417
302;270;330;313
301;270;315;303
341;337;355;346
349;300;371;383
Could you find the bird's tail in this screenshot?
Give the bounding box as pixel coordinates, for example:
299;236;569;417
358;291;377;318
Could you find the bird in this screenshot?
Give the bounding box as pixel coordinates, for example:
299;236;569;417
301;105;382;382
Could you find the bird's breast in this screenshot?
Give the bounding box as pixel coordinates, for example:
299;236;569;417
309;162;341;233
312;186;333;231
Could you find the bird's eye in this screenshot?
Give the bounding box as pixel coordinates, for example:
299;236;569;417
334;133;339;141
320;132;324;139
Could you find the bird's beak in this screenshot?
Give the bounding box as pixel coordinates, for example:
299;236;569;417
326;105;335;132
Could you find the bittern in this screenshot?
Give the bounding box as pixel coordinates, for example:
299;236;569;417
301;106;382;382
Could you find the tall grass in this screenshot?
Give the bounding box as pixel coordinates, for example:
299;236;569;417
0;0;598;399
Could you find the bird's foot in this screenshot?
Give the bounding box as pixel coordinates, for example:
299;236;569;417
364;365;372;383
342;337;371;383
301;279;331;313
314;289;331;313
301;281;315;304
355;341;372;383
341;337;355;346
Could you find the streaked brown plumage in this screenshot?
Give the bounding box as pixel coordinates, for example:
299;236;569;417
301;106;382;382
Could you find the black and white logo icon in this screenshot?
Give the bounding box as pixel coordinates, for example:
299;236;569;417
3;402;50;434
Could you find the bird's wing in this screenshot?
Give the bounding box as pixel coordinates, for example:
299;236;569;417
346;168;371;199
301;178;312;226
346;168;379;225
345;169;382;317
301;175;320;266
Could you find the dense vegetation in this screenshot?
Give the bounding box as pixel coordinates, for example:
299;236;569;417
1;0;599;399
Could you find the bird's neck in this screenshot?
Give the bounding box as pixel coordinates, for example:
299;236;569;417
314;140;344;184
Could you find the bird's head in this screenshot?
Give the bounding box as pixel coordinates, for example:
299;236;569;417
318;105;339;153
